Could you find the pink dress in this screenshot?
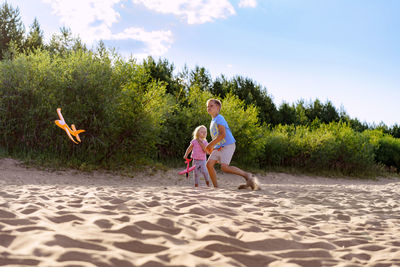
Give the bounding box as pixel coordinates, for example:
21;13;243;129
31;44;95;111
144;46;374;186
191;139;208;160
190;139;210;186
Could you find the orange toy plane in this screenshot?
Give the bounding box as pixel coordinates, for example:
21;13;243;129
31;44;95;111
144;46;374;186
54;108;85;144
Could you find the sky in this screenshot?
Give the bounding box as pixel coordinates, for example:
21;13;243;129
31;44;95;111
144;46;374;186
5;0;400;126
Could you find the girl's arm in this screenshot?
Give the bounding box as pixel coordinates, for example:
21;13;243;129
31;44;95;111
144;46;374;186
183;143;193;159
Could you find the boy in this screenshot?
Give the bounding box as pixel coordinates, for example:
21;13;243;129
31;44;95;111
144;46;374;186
205;99;260;190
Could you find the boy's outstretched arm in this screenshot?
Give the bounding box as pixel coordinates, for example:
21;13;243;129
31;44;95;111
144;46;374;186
206;125;226;153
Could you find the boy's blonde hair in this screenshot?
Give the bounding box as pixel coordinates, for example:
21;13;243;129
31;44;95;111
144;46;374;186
207;98;221;111
193;125;207;140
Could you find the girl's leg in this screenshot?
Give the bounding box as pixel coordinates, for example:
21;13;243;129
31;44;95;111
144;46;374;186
194;171;199;187
193;160;200;187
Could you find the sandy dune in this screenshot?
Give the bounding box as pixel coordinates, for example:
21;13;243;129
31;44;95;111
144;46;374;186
0;158;399;267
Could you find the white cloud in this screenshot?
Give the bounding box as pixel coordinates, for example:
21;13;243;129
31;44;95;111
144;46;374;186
39;0;240;57
131;0;236;24
112;27;173;56
42;0;120;43
238;0;257;8
41;0;173;57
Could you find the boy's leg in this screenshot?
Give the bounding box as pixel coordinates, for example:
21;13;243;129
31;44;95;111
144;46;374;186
201;161;211;187
222;163;260;190
219;144;260;190
218;144;249;181
220;164;250;181
206;159;218;187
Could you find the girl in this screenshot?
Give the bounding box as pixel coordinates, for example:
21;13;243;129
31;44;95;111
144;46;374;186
183;125;211;187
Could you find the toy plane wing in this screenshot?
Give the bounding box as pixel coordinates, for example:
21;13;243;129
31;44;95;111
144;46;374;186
54;108;84;144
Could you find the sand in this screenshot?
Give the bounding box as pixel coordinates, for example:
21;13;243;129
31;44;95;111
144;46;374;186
0;157;399;267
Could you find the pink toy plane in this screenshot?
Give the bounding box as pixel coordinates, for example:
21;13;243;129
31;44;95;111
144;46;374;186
178;158;196;178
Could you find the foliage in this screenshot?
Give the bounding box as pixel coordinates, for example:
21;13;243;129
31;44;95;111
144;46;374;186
24;18;44;53
1;7;400;175
47;27;87;56
390;124;400;138
1;46;399;174
157;85;211;160
277;102;296;125
0;2;25;59
0;49;174;168
142;56;182;98
219;93;265;166
190;66;212;92
262;122;379;175
375;134;400;172
110;60;174;162
211;75;278;125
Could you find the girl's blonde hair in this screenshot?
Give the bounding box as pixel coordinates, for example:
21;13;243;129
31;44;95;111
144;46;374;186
193;125;207;140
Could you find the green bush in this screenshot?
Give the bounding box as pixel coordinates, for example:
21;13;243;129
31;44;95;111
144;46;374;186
262;122;378;174
157;85;211;160
262;125;291;166
1;48;399;175
0;50;118;163
0;49;174;167
376;135;400;172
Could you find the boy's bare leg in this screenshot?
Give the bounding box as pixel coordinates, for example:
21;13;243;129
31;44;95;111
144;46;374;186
221;163;261;190
206;159;218;188
220;164;250;181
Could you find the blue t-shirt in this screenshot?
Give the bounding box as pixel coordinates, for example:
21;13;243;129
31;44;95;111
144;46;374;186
210;114;236;149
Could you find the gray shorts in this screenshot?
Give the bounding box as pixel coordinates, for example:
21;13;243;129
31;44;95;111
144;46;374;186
208;143;236;165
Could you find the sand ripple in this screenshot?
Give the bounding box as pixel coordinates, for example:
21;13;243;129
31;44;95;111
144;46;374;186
1;158;400;266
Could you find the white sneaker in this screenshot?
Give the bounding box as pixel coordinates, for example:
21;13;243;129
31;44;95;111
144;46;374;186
238;175;261;190
246;175;261;191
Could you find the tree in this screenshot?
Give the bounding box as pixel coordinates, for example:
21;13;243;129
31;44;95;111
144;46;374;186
278;102;296;125
295;100;309;125
190;66;212;91
24;17;44;52
95;40;107;58
47;27;85;56
142;56;182;97
321;100;340;123
210;75;229;97
305;99;323;122
347;118;370;132
71;36;87;52
0;2;25;59
212;75;277;125
389;124;400;138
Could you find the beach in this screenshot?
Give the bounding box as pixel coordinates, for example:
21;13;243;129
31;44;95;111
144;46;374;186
1;158;399;267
